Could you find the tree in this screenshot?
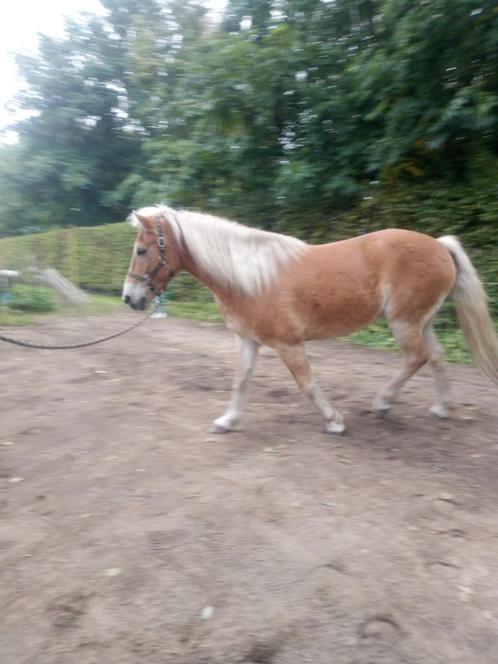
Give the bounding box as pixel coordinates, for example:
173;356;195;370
1;0;497;241
1;9;141;234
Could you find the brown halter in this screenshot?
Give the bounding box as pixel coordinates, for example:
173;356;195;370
127;217;174;296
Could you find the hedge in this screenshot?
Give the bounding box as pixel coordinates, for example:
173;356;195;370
0;222;212;302
0;217;496;313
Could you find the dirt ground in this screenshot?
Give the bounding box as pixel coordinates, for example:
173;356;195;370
1;313;498;664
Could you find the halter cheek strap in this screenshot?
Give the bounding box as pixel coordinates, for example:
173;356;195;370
127;217;175;296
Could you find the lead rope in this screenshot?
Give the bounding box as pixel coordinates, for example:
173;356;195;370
0;305;158;350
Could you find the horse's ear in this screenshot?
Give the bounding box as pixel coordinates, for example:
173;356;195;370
132;212;154;232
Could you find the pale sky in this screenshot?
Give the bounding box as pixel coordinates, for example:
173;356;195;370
0;0;227;139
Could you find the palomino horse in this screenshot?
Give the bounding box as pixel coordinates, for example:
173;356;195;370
123;205;498;434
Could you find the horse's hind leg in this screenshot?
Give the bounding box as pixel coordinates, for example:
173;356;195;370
211;335;260;433
424;323;454;418
372;320;430;414
276;343;345;434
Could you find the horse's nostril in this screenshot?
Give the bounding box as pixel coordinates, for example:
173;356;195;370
124;295;131;304
139;296;147;310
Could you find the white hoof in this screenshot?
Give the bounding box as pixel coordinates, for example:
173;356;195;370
372;395;392;416
209;416;240;434
326;420;346;435
209;423;232;434
430;404;451;419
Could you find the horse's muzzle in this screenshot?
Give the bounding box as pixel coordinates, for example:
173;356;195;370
123;294;147;310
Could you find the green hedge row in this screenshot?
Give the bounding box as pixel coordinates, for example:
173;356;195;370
0;222;212;302
346;186;498;317
0;215;496;312
0;223;133;290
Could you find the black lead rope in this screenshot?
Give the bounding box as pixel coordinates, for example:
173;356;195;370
0;309;153;350
1;215;173;350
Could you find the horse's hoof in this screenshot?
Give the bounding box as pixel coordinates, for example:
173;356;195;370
372;402;391;417
326;420;346;435
429;404;451;419
209;423;232;434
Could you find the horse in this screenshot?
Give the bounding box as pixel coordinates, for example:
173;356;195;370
122;205;498;434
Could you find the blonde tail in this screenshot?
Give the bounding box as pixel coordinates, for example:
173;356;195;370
438;236;498;383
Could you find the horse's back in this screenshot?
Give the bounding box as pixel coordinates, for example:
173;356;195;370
313;228;455;288
284;228;456;338
320;227;450;257
216;228;456;344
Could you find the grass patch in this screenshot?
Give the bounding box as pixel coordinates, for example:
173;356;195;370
1;291;484;366
346;317;472;364
0;292;123;327
0;294;221;327
166;300;222;322
0;307;37;326
80;295;222;321
80;293;125;315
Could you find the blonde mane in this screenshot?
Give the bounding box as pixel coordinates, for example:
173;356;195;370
131;205;307;296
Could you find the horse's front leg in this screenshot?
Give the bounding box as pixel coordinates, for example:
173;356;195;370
276;343;345;434
211;335;260;433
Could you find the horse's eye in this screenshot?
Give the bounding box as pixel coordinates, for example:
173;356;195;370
136;246;147;256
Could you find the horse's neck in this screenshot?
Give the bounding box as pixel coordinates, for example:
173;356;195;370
172;214;233;298
171;212;302;300
179;245;226;298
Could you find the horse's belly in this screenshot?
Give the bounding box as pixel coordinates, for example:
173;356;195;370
299;286;382;340
214;272;382;345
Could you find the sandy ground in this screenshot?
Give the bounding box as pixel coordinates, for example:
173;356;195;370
1;314;498;664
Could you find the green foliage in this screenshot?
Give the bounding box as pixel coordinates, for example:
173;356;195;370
0;223;132;292
347;319;474;365
0;292;123;326
0;221;213;302
0;0;497;325
167;300;221;321
0;7;142;235
2;0;498;235
0;219;495;364
8;284;55;312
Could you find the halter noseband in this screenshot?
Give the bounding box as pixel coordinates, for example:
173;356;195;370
127;217;174;296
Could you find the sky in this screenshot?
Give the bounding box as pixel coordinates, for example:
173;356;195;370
0;0;227;138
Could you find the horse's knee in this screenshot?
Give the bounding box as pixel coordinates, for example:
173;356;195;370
405;353;429;373
429;348;445;370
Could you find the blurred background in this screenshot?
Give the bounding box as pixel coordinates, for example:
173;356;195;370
0;0;497;355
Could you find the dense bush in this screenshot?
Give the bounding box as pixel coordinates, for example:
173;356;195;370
0;222;212;302
0;202;496;314
8;284;56;312
1;0;498;242
0;1;496;315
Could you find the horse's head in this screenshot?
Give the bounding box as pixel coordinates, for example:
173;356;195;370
122;210;179;310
